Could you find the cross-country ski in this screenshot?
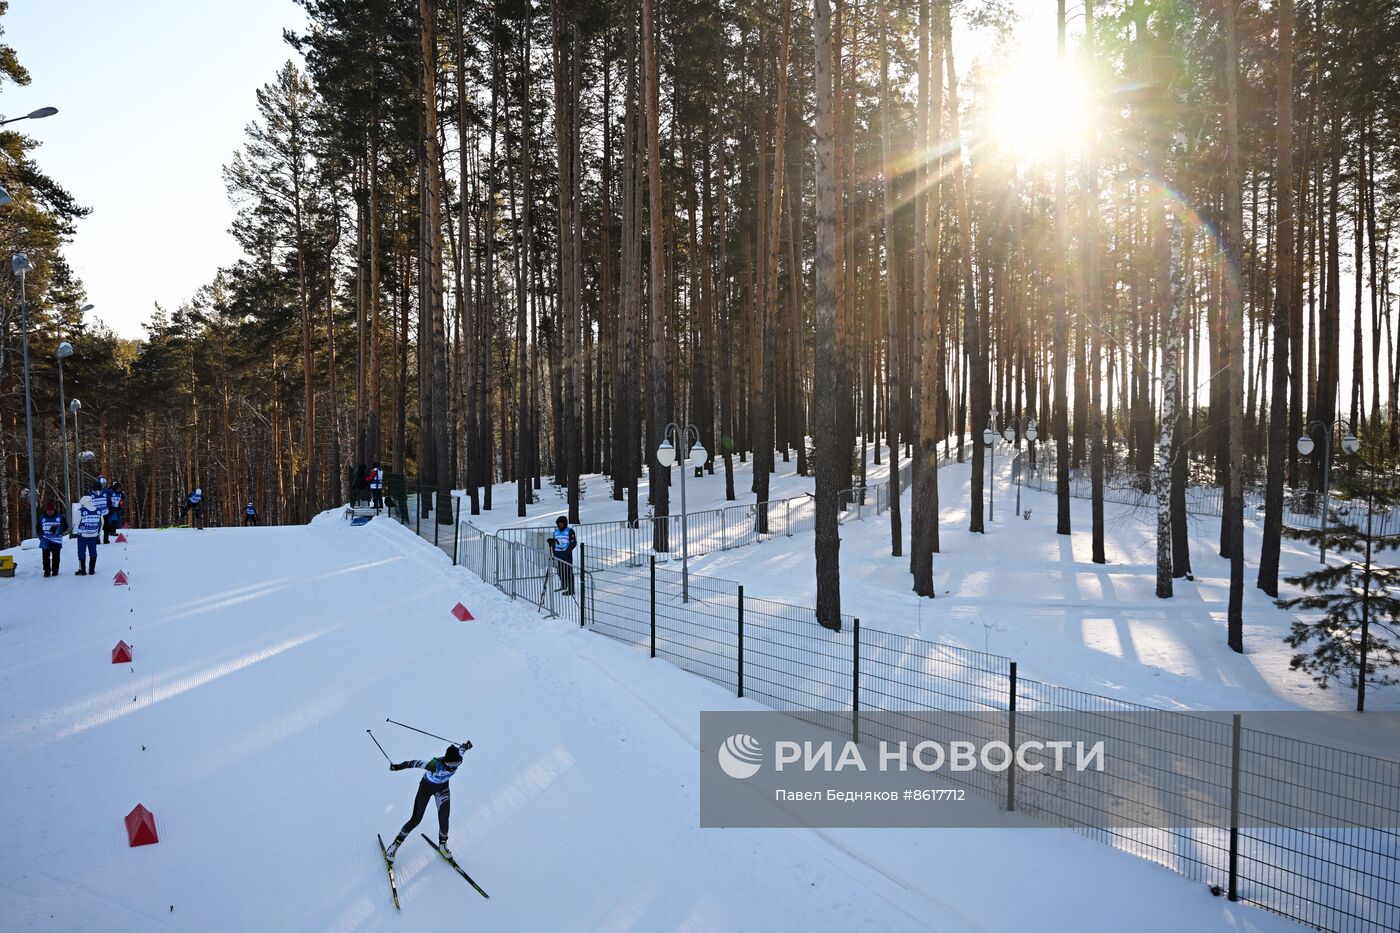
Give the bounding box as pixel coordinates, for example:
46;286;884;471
420;833;489;898
376;834;400;911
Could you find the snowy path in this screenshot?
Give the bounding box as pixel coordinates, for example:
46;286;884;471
1;520;1296;931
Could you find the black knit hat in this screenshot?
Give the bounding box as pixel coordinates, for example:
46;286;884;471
445;744;463;763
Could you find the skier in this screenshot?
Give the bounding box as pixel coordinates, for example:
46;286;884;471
368;462;384;510
550;515;577;595
185;487;205;529
74;495;101;576
104;481;126;543
243;501;257;526
37;501;68;577
383;742;472;862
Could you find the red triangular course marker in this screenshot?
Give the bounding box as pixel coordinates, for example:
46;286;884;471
116;532;128;543
112;641;132;664
113;570;129;586
450;602;474;621
124;804;159;847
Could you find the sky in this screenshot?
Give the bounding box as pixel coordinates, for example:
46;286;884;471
4;0;308;339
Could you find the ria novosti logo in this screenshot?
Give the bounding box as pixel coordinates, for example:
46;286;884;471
718;733;764;779
716;734;1106;779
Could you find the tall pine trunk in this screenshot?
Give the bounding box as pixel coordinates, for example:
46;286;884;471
813;0;842;629
642;0;671;549
1258;0;1294;597
1223;0;1246;653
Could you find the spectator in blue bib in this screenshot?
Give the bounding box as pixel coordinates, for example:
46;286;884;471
37;501;68;577
90;477;110;535
104;481;126;542
550;515;577;595
74;496;102;576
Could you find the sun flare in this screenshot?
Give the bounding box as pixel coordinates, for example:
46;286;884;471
987;52;1092;158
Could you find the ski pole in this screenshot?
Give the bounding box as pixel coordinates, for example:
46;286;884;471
367;728;391;762
385;718;471;748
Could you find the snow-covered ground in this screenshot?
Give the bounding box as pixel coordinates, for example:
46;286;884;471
461;445;1399;714
0;516;1300;932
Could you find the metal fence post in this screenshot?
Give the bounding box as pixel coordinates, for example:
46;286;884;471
1006;661;1018;812
452;496;460;565
851;618;860;743
578;544;587;629
737;585;745;697
650;556;657;658
1228;713;1241;902
785;499;791;536
434;490;440;547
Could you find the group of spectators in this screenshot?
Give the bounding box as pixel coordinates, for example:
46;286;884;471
36;475;126;578
35;479;267;577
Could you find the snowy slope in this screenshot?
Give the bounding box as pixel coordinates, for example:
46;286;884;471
1;520;1298;932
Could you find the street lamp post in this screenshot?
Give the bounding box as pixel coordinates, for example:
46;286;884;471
14;252;37;538
72;400;86;498
1003;417;1038;518
55;305;93;520
982;409;1001;523
57;340;74;520
1296;418;1359;564
656;422;707;602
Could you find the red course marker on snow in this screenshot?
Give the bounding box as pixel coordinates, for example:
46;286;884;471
450;603;474;621
116;532;128;543
124;804;159;847
113;570;129;586
112;640;132;664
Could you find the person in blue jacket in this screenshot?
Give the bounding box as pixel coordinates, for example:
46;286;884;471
185;487;205;529
550;515;577;595
243;500;257;526
104;481;126;542
383;742;472;862
74;496;102;576
37;501;68;577
90;478;110;538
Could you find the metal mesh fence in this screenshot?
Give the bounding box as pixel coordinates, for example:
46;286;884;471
386;491;1400;933
1024;451;1400;536
1234;727;1400;933
493;493;817;570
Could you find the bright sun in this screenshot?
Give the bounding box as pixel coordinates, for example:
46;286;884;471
987;52;1091;158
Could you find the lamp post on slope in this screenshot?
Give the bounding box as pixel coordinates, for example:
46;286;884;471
1296;419;1360;564
656;423;707;602
1003;417;1038;518
982;409;1001;523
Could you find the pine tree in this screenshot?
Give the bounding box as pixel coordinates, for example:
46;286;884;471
1278;473;1400;711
